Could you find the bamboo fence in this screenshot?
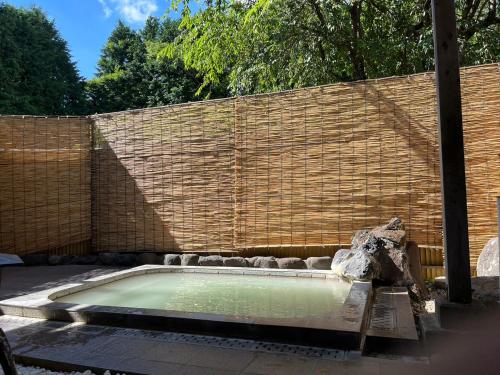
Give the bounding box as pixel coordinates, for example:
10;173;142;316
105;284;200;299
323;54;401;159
91;100;236;252
0;64;498;270
0;116;92;255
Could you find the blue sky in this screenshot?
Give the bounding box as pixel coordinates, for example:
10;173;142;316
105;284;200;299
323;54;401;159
6;0;199;80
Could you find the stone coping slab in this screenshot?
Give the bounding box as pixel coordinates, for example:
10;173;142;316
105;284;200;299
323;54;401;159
0;265;372;350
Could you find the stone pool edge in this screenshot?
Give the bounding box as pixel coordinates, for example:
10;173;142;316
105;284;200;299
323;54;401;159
0;265;372;350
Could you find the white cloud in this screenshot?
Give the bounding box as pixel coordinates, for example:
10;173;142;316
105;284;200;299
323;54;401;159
98;0;112;18
98;0;158;23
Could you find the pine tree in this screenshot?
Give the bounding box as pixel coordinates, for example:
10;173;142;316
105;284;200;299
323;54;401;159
0;4;86;115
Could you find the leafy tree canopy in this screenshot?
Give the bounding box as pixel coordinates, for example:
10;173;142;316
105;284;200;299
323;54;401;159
0;3;86;115
164;0;499;96
86;17;226;114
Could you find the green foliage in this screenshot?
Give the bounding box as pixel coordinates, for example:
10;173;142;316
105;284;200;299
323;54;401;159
165;0;499;96
1;1;497;115
0;3;86;115
86;17;227;113
86;21;149;113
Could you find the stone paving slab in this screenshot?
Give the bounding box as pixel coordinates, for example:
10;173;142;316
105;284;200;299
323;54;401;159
0;315;430;375
364;287;419;355
366;287;418;340
0;266;124;300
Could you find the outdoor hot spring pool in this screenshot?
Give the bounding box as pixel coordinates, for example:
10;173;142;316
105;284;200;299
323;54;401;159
54;272;352;319
1;266;372;349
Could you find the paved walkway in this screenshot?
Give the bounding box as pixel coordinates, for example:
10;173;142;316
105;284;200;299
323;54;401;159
0;266;123;300
0;266;431;374
1;315;431;375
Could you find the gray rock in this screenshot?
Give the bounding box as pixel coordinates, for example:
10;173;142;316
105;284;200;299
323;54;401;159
181;254;199;266
98;252;119;266
47;255;60;265
331;217;412;285
383;217;405;231
331;249;353;270
477;237;499;277
351;229;371;250
21;253;49;266
471;276;499;302
48;255;73;265
406;241;429;298
137;253;162;265
198;255;224;266
223;257;248;267
332;250;380;281
245;257;259;267
305;256;332;270
164;254;181;265
351;230;382;256
277;257;307;269
376;246;411;285
351;218;406;255
115;253;136;267
254;256;278;269
372;228;406;250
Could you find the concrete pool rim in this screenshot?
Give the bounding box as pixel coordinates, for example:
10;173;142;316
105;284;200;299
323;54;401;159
0;265;372;349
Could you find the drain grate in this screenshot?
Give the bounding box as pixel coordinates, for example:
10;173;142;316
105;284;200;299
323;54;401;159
0;316;348;360
370;305;396;332
110;327;347;359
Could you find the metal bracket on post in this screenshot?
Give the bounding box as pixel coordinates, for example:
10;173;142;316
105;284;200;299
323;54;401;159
431;0;471;303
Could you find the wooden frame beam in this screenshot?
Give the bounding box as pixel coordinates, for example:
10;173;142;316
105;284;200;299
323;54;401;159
431;0;471;303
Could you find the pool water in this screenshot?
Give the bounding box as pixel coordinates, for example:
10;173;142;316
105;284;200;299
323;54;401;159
55;273;351;319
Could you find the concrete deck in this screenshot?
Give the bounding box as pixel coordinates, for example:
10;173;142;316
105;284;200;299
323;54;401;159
0;266;431;374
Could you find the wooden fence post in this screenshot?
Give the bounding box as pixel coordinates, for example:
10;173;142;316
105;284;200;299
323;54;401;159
431;0;471;303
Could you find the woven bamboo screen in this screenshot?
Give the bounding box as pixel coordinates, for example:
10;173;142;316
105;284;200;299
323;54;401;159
0;64;498;265
236;64;499;266
461;65;500;266
92;64;499;266
235;75;443;253
92;99;236;252
0;116;92;255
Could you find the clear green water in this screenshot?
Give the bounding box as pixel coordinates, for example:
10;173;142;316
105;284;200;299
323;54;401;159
55;272;351;319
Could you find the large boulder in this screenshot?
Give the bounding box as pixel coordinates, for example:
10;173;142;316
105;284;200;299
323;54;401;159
376;246;409;284
223;257;248;267
164;254;181;265
305;256;332;270
477;237;499;276
331;249;380;281
331;249;353;269
331;217;413;285
181;254;199;266
277;257;307;269
254;256;279;269
198;255;224;266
